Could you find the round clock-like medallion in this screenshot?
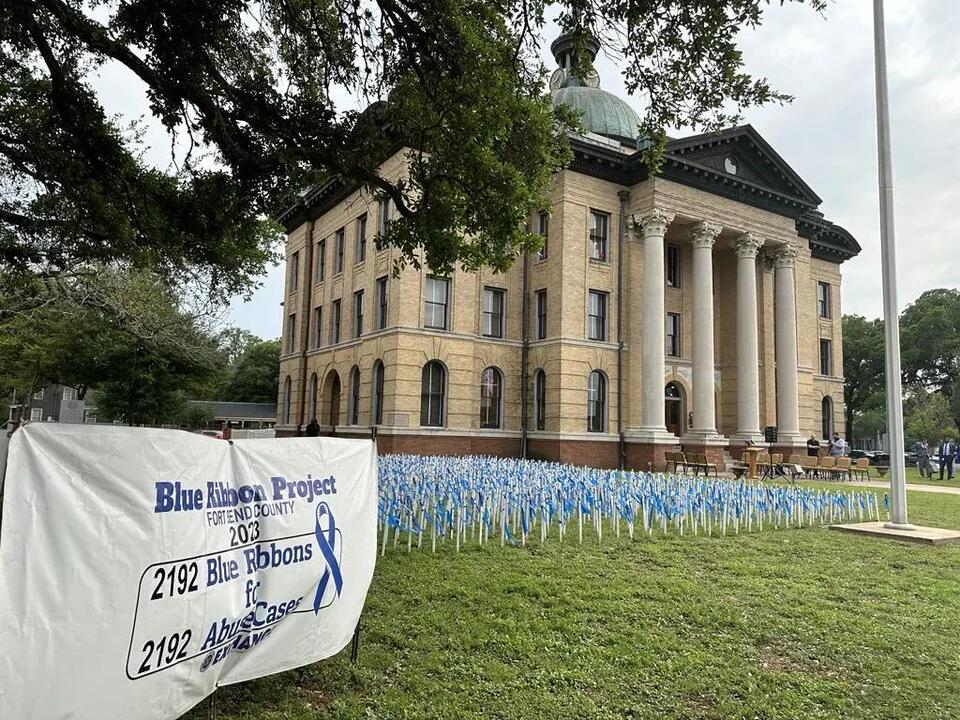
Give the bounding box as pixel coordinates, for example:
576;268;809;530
724;156;738;175
583;68;600;88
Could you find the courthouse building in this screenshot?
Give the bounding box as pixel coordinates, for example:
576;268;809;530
274;34;860;469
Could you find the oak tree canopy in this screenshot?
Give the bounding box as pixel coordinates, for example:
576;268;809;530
3;0;827;294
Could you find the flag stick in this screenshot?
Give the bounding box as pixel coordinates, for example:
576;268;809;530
873;0;911;529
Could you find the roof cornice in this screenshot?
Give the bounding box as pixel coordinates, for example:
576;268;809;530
277;128;860;264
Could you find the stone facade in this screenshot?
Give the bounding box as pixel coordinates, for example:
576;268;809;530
275;121;858;472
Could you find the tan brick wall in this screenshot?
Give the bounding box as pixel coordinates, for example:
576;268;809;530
277;153;851;450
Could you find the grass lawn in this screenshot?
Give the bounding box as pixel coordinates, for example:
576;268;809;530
188;488;960;720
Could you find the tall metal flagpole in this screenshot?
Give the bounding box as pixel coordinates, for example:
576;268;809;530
872;0;911;529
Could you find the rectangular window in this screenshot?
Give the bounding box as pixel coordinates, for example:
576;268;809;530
356;214;367;264
376;276;388;329
32;388;44;400
666;245;680;288
334;228;345;274
588;290;608;341
286;314;296;354
62;387;75;401
819;339;833;375
353;290;364;338
537;211;549;260
331;300;341;344
316;239;326;282
534;371;546;431
378;197;390;237
31;407;42;422
312;306;323;349
817;281;831;318
589;211;609;262
289;250;300;293
666;313;681;357
535;289;547;340
482;287;505;338
424;276;450;330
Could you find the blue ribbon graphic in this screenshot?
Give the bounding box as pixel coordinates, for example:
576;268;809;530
313;501;344;614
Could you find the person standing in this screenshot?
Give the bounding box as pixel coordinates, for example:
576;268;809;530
806;435;820;457
939;437;956;481
829;433;846;457
913;439;931;478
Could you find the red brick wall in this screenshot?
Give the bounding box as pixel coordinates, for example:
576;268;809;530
375;434;521;458
527;438;621;468
274;430;713;473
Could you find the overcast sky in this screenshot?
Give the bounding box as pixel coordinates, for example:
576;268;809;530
94;1;960;340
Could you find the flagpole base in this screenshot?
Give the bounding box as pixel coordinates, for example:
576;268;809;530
883;521;915;531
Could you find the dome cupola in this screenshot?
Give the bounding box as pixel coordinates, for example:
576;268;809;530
549;31;642;145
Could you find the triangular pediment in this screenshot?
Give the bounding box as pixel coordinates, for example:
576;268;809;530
665;125;822;206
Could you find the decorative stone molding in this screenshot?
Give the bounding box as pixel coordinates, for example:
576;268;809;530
633;208;675;238
689;220;723;249
732;232;763;259
771;243;800;269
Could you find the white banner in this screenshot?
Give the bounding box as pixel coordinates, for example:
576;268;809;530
0;423;378;719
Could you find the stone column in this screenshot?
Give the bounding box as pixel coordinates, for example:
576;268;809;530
637;208;674;433
689;221;723;438
732;233;764;443
773;244;803;444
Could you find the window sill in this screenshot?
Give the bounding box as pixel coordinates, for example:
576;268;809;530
588;257;610;267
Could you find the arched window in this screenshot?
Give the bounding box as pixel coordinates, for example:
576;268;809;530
325;371;341;427
282;376;292;425
821;396;833;439
480;367;503;428
348;366;361;425
534;369;546;431
371;360;385;426
587;370;606;433
420;361;446;427
309;373;319;421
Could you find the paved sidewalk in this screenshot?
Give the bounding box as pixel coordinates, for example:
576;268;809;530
862;480;960;495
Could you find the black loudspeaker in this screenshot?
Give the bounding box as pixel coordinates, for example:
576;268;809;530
764;426;778;444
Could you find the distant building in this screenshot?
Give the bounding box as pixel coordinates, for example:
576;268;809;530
8;385;98;425
184;401;276;430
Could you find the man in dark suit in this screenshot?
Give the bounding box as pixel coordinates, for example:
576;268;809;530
939;438;956;480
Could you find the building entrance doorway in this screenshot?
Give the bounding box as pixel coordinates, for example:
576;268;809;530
665;382;684;437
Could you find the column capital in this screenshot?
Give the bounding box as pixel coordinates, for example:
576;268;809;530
771;243;800;269
631;208;675;238
732;232;763;259
689;221;723;249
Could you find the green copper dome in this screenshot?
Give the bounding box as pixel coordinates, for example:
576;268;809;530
552;85;641;144
548;31;641;144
